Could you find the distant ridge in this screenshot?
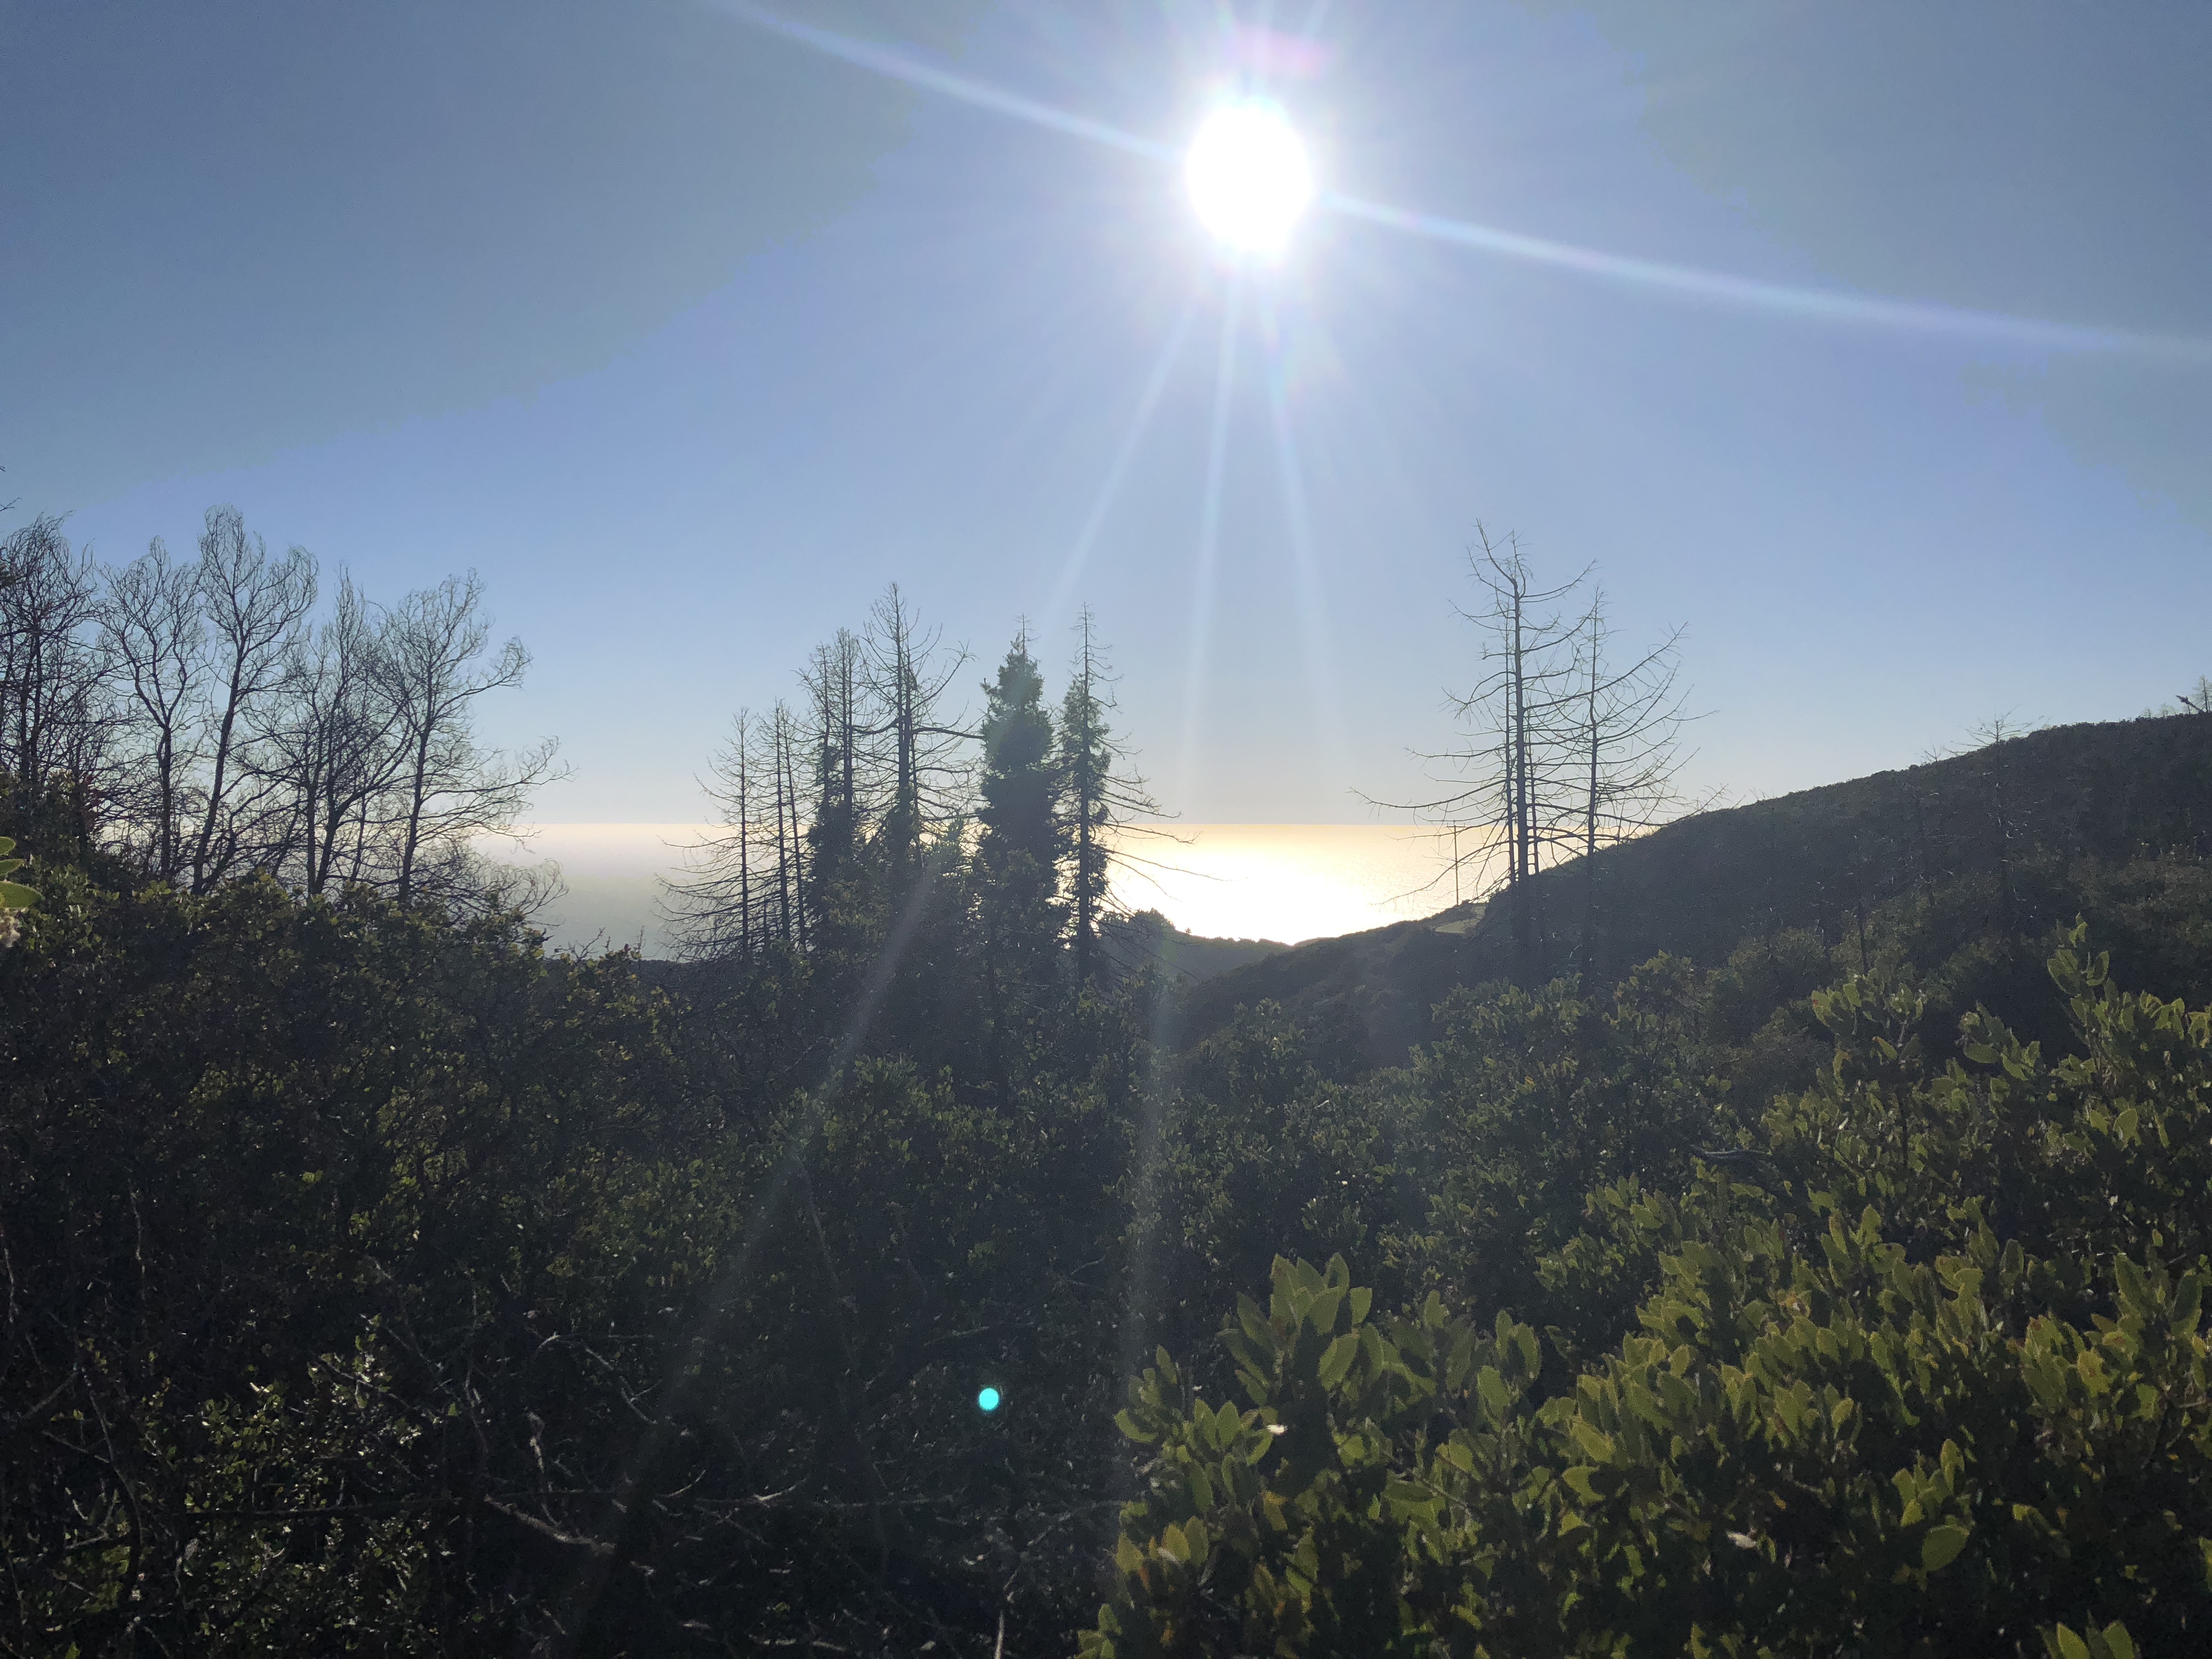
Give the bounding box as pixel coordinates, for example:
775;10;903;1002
1098;909;1288;982
1175;713;2212;1064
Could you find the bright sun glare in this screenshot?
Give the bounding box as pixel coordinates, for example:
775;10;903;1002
1185;100;1313;255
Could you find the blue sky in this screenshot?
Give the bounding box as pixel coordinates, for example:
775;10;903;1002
6;1;2208;826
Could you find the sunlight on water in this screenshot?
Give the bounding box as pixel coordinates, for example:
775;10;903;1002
1104;823;1480;943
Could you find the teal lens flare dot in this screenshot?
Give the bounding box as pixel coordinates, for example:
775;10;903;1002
976;1386;1002;1413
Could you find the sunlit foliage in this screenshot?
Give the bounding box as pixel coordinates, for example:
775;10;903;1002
5;703;2211;1650
1088;934;2212;1655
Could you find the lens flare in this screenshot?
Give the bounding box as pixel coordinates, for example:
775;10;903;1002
1186;101;1313;255
976;1386;1002;1413
717;3;2211;362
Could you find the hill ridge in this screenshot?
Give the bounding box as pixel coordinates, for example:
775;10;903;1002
1175;712;2212;1062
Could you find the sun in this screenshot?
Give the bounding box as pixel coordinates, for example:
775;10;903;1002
1185;100;1313;256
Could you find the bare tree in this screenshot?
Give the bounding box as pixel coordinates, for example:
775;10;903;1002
862;585;970;897
1390;528;1587;967
768;699;805;947
2151;676;2212;718
669;708;764;959
188;506;314;893
376;572;562;906
672;592;972;963
0;515;113;834
263;574;399;897
1380;529;1699;978
669;701;816;958
98;538;206;880
7;503;561;916
1565;590;1696;977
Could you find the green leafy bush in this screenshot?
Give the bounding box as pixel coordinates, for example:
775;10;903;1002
0;834;34;947
10;742;2212;1652
1089;936;2212;1656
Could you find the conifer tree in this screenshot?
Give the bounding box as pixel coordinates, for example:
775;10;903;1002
977;628;1060;883
975;628;1064;1009
1058;609;1158;984
803;629;866;937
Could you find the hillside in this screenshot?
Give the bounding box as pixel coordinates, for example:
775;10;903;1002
631;907;1284;1000
11;709;2212;1654
1178;712;2212;1064
1099;906;1288;980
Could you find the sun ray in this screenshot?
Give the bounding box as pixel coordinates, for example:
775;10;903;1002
704;0;1173;161
551;868;945;1636
1258;296;1352;784
709;3;2211;365
1322;192;2212;365
1039;281;1206;638
1114;976;1181;1491
1177;278;1245;806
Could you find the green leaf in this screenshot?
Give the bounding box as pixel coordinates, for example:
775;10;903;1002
1921;1525;1970;1572
1476;1365;1510;1424
1445;1329;1477;1391
1568;1418;1617;1465
2174;1273;2203;1335
1307;1289;1345;1338
1187;1466;1214;1510
2114;1255;2150;1318
1317;1332;1359;1391
1509;1321;1542;1380
1237;1294;1272;1344
2100;1622;2136;1659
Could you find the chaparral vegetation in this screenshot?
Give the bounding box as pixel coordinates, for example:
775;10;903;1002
5;511;2212;1655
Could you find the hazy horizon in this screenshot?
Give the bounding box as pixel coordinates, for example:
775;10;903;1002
495;821;1483;955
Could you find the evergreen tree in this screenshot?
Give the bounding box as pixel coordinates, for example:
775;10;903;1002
1059;609;1156;984
975;629;1064;1020
977;629;1060;886
804;628;867;943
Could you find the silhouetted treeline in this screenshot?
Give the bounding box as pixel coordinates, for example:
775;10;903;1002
667;595;1158;988
0;506;558;911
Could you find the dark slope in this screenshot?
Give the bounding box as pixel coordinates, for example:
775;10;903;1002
1099;908;1288;982
1176;713;2212;1065
631;914;1283;989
